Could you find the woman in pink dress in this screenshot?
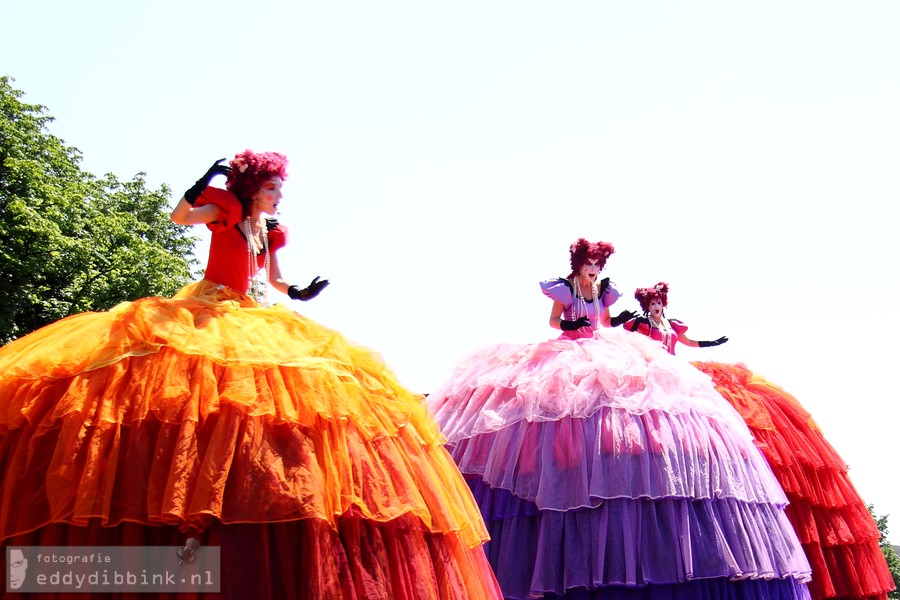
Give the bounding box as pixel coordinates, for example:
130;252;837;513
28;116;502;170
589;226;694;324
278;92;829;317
427;239;813;599
623;281;895;600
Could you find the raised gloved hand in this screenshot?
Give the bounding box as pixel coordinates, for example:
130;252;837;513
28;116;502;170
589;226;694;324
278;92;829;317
184;158;232;205
560;316;591;331
288;276;330;301
609;309;638;328
698;335;728;348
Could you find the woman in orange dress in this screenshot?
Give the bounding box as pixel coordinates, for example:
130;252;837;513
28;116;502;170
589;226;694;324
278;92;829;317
0;150;501;599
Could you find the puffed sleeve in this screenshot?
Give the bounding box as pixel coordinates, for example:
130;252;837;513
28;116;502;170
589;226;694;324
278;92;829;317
194;187;243;232
540;278;574;306
601;281;622;307
669;319;689;336
623;316;650;334
268;222;289;253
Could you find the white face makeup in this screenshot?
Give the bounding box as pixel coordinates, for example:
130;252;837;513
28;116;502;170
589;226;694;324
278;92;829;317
253;176;284;215
649;299;664;317
579;258;602;282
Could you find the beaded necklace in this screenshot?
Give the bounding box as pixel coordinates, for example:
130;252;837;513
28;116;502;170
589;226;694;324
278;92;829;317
649;314;673;351
242;217;270;305
573;277;600;329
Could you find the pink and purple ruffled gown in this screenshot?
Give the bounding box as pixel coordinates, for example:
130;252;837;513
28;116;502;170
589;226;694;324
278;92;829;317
427;278;813;599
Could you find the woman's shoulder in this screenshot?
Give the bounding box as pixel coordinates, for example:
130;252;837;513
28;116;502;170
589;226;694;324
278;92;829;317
669;318;688;333
196;187;241;210
195;187;243;230
266;218;289;249
626;315;650;331
540;277;574;303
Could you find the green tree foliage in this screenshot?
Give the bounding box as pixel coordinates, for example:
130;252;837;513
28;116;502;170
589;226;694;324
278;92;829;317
0;76;197;343
869;504;900;598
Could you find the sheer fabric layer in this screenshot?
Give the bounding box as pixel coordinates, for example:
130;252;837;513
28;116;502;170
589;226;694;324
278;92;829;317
693;361;894;600
427;332;812;598
1;281;436;442
0;280;501;598
1;515;500;600
430;328;756;445
470;478;810;591
448;412;785;510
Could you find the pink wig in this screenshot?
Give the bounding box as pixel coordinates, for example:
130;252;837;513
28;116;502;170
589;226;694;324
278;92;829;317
568;238;615;277
226;149;289;201
634;282;669;313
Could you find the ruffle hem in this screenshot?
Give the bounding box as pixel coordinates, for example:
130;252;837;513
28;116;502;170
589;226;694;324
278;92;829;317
428;327;812;599
0;280;502;599
692;361;895;600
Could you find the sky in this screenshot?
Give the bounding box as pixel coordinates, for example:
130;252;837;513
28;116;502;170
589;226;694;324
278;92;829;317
2;1;898;543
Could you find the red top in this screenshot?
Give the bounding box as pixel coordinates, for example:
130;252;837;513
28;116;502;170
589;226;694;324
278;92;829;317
624;317;688;355
194;187;288;292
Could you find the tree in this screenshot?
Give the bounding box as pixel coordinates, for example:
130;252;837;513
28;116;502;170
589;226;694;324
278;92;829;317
0;76;197;344
869;504;900;599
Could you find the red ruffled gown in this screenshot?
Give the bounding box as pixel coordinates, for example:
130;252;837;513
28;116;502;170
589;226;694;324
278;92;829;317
0;187;502;599
624;313;895;599
692;362;895;600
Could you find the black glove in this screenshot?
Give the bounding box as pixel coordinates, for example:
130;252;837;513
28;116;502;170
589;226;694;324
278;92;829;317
609;309;638;328
184;158;232;205
559;316;591;331
698;336;728;348
288;276;330;301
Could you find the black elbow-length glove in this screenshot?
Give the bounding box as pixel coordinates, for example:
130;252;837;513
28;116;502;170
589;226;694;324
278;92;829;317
184;158;232;205
288;276;330;301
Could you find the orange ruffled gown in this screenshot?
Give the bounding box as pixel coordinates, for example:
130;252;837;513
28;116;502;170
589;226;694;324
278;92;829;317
692;361;895;600
0;267;500;596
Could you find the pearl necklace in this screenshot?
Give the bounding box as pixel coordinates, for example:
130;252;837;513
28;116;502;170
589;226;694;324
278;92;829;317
242;217;270;305
573;277;600;329
649;314;673;351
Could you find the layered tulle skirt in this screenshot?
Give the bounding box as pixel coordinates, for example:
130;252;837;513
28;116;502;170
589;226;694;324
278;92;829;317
0;280;501;599
692;361;895;600
428;328;812;599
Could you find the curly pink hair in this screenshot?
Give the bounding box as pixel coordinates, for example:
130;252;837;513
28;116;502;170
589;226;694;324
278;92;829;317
568;238;615;277
635;282;669;313
226;149;289;203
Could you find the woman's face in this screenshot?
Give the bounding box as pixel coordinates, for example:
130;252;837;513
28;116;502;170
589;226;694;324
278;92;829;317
648;299;664;317
579;259;602;282
253;176;284;215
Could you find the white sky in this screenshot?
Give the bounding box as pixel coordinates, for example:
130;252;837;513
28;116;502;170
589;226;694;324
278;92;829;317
3;1;898;543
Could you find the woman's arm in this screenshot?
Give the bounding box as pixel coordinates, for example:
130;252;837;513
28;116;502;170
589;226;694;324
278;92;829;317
549;300;566;330
677;331;700;348
677;330;728;348
550;301;591;331
171;159;232;225
269;252;330;301
597;305;612;327
170;197;221;225
267;251;291;296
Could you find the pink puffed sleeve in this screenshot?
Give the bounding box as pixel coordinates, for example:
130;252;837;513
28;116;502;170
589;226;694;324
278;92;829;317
540;278;574;306
194;187;243;232
669;319;689;335
601;282;622;307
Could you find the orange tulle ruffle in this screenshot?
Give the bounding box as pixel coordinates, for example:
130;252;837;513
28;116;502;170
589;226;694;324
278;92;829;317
0;280;501;598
